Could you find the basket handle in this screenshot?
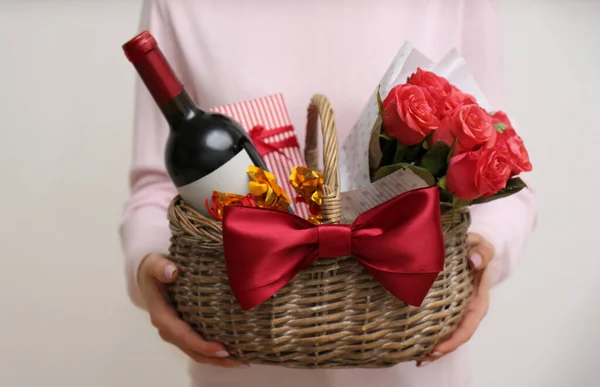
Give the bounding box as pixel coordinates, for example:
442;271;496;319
304;94;341;224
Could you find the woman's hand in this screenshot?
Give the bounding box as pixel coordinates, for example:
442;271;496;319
416;233;494;367
138;252;248;368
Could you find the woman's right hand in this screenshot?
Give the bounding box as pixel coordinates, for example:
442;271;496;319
138;252;248;368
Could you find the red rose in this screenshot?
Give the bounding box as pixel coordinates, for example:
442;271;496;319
408;68;452;116
382;84;440;145
447;146;512;200
497;127;533;175
490;111;512;127
430;104;497;154
489;111;532;175
442;85;478;119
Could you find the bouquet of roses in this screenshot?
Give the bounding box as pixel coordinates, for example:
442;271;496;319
372;67;532;209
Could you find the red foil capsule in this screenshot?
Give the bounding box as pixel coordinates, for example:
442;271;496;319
122;30;183;105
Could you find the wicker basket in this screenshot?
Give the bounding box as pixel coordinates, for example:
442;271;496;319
166;94;474;369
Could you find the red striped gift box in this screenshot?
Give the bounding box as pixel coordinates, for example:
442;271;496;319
209;94;310;219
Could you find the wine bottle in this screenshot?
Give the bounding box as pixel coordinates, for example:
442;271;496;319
122;31;270;216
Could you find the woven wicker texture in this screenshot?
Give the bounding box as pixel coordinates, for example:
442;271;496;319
167;94;474;368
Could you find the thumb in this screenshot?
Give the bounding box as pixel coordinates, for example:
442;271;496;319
467;233;495;271
143;253;179;284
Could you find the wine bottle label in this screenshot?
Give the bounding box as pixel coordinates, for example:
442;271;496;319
177;150;254;216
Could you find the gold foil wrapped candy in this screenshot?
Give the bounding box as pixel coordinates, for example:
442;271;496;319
206;165;325;223
247;165;291;212
290;166;324;224
307;213;323;225
205;191;257;221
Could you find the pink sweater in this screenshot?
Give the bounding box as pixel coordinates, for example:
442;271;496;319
119;1;536;386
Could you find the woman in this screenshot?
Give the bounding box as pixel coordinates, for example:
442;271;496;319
119;1;536;386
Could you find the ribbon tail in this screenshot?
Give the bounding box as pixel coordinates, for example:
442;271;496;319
232;274;295;310
232;248;318;310
363;268;439;307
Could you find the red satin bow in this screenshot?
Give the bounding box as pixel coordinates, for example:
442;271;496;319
248;125;300;158
222;186;445;310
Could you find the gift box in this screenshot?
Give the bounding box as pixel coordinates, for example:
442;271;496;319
209;94;311;219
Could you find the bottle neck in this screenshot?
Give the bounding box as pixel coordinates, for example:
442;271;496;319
132;47;183;105
159;90;203;129
123;32;204;128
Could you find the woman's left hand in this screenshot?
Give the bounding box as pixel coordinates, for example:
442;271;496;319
416;232;494;367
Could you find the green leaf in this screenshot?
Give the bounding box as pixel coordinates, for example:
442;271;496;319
376;85;384;115
404;143;424;163
373;163;436;186
472;177;528;204
447;137;459;162
439;187;453;204
494;122;508;133
437;176;448;190
369;115;385;175
440;191;452;205
407;164;438;184
379;131;394;141
378;136;398;167
420;140;451;177
393;143;407;163
378;112;394;143
372;164;399;181
455;199;473;208
421;132;434;150
372;113;383;131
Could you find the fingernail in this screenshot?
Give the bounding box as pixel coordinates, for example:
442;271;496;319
469;253;482;269
215;350;230;358
238;364;251;368
418;361;432;368
431;352;443;358
164;265;177;280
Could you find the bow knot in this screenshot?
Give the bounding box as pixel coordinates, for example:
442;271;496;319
222;186;445;310
318;225;352;258
248;125;300;158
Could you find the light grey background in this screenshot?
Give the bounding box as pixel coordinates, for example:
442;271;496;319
0;1;597;386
